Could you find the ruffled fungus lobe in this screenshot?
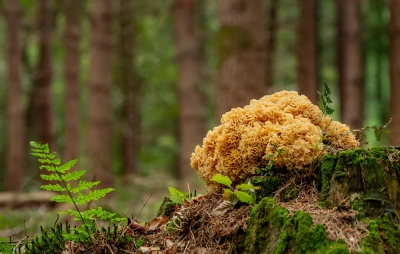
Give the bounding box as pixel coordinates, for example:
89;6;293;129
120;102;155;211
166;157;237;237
191;91;359;192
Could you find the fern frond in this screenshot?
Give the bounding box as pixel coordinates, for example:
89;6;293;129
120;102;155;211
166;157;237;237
41;173;62;181
38;157;60;165
69;181;100;193
56;159;78;173
51;195;74;204
60;170;85;181
74;188;114;205
41;183;67;192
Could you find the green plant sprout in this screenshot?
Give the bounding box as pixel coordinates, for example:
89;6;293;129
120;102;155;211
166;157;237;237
168;187;186;204
352;119;391;145
211;174;260;205
29;141;125;242
318;81;335;116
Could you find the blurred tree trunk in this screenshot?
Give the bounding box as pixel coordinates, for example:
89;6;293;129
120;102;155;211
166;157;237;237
63;0;82;162
116;0;140;179
27;0;55;149
88;0;113;189
5;0;25;191
265;0;278;90
389;0;400;145
173;0;207;186
297;0;318;103
337;0;364;129
217;0;268;119
370;0;389;126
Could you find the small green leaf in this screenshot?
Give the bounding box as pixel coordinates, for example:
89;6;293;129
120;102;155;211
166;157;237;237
236;183;259;191
235;191;254;204
168;187;185;203
211;174;232;188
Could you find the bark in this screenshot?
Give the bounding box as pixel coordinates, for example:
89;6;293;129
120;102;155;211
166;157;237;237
297;0;318;104
117;0;140;178
173;0;207;186
5;0;25;191
389;0;400;145
63;0;82;162
337;0;364;130
32;0;55;150
88;0;114;189
265;0;278;90
217;0;268;120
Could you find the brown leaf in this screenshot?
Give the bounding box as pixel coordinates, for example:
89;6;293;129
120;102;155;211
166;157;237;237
128;218;150;233
149;215;169;230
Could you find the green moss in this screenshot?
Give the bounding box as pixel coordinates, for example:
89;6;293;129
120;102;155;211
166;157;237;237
251;176;283;202
217;26;251;69
283;188;298;201
319;148;400;218
156;197;176;217
243;197;349;254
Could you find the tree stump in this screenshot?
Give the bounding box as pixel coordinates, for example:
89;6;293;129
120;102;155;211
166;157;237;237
240;147;400;253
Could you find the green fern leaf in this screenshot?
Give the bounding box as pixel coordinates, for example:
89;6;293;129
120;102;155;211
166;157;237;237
41;173;62;181
69;181;100;193
41;183;67;192
51;195;74;204
235;191;254;204
60;170;85;181
211;174;232;188
74;188;114;205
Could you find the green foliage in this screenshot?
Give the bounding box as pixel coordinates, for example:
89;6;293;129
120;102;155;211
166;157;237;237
318;82;335;116
168;187;186;204
30;141;124;224
211;173;232;188
28;141;126;251
211;174;259;205
352;119;391;145
135;236;144;248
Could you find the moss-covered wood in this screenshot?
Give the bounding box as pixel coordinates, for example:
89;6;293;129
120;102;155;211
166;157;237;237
243;197;349;254
239;147;400;253
320;147;400;220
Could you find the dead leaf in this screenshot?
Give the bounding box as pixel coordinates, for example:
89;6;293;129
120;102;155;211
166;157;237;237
211;200;233;216
150;215;169;230
128;218;150;234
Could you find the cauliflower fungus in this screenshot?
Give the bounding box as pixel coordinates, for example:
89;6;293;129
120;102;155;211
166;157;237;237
191;91;359;192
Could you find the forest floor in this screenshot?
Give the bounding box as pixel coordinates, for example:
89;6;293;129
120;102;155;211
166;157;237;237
0;172;206;242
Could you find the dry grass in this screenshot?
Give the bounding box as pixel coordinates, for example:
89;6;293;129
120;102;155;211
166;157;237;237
274;178;369;252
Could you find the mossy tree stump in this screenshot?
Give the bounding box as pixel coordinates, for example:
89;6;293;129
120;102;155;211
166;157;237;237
240;147;400;254
320;147;400;220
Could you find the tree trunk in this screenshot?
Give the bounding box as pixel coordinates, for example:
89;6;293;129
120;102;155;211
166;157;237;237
173;0;207;186
265;0;278;90
217;0;268;120
297;0;318;104
337;0;364;130
389;0;400;145
26;0;55;182
63;0;82;162
5;0;25;191
116;0;140;178
88;0;113;189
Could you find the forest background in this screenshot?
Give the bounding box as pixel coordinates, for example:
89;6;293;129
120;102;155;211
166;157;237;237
1;0;400;225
